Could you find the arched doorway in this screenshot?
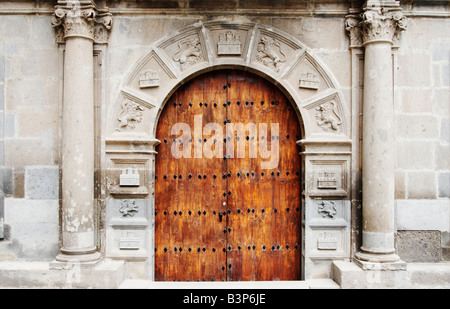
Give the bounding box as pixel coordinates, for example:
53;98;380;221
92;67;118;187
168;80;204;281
154;69;303;281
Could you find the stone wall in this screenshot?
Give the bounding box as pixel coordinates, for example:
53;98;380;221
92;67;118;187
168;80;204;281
0;12;61;260
394;16;450;261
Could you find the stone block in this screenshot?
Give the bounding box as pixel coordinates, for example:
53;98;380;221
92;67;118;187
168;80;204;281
407;171;436;199
1;167;13;196
0;16;31;40
395;170;406;199
5;138;56;166
395;199;449;231
5;79;46;111
436;143;450;170
4;199;59;260
438;172;450;198
16;106;58;138
13;167;24;199
398;53;431;87
25;167;59;200
21;48;59;78
400;88;433;113
441;118;450;144
432;41;450;62
397;140;434;169
397;230;442;262
396;115;438;139
0;85;4;111
433;89;450;116
4;112;15;138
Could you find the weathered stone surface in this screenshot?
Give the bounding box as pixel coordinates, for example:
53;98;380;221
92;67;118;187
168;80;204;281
438;173;450;198
397;230;442;262
407;171;436;199
25;167;59;200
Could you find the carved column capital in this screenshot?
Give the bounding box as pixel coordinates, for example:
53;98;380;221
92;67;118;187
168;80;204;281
360;5;407;45
345;15;363;48
51;1;112;44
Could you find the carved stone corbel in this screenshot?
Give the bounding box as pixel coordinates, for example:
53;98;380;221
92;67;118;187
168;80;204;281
51;1;112;44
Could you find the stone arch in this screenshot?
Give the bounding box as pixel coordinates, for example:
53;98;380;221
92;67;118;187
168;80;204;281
107;21;349;142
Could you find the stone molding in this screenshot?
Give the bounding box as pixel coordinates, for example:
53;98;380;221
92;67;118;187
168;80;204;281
51;1;112;43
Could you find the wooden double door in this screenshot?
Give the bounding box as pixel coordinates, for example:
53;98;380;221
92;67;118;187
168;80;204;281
155;70;302;281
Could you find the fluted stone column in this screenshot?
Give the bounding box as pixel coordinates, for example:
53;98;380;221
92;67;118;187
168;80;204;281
355;1;407;268
51;1;111;264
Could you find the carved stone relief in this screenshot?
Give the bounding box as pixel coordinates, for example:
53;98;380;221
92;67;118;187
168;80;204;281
308;158;349;198
256;36;286;72
116;99;144;132
361;8;407;44
299;73;320;90
172;37;203;70
217;31;242;56
139;71;160;89
51;1;112;43
119;168;140;187
315;100;343;134
317;201;337;219
119;199;139;217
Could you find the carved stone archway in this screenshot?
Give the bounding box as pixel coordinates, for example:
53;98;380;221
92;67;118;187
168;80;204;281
104;20;351;280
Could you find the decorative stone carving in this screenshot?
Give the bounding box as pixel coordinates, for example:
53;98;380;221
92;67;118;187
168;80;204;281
256;36;286;72
119;231;140;250
317;201;337;219
218;31;242;56
51;1;112;43
119;168;140;187
315;100;342;133
345;15;363;47
299;73;319;90
139;71;160;88
317;171;338;189
172;38;203;70
360;7;407;44
116;99;144;132
317;232;338;250
119;199;139;217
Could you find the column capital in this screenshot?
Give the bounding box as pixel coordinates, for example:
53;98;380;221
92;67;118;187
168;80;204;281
51;0;112;44
360;2;407;45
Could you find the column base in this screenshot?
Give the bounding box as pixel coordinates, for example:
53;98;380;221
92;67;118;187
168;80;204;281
354;251;407;271
49;250;102;270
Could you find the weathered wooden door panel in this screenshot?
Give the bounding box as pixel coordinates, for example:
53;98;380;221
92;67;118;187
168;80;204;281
155;70;301;281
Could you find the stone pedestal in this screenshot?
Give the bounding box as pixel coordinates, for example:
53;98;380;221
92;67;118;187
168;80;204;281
354;0;407;267
50;0;112;265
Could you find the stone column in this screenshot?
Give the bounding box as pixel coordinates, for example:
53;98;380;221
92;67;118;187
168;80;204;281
51;1;111;263
355;1;407;267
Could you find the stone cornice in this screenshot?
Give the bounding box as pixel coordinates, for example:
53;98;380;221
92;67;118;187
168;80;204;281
51;1;112;44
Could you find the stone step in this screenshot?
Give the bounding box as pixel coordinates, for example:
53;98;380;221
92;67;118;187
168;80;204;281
0;260;126;289
119;279;340;289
